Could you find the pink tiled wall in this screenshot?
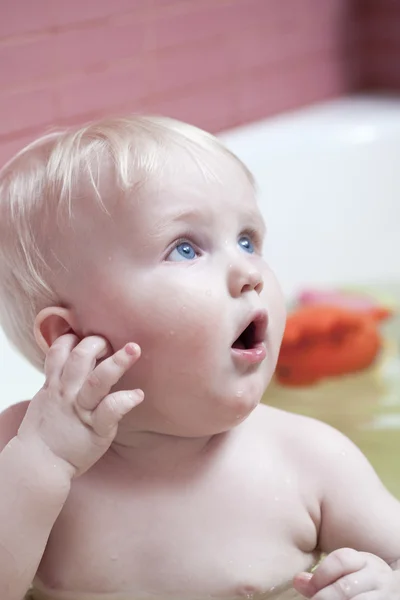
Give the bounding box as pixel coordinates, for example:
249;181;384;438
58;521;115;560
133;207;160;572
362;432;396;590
0;0;373;167
355;0;400;90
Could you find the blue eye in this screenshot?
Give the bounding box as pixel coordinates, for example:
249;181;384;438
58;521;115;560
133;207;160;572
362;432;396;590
238;235;255;254
167;241;197;262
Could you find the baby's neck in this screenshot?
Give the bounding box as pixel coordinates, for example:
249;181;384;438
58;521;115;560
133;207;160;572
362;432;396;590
109;430;227;475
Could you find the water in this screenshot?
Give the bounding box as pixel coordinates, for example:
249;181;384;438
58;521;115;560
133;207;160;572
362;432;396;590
263;284;400;499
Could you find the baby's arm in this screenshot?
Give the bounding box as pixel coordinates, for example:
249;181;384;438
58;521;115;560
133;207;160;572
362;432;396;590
0;334;143;600
293;419;400;598
0;405;74;600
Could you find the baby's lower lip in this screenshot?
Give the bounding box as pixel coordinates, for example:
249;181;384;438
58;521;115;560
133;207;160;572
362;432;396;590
231;342;267;365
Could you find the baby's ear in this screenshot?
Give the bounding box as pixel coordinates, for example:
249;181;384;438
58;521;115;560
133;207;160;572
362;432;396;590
34;307;78;354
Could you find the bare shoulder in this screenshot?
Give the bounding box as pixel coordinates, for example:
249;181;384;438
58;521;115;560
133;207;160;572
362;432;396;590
246;404;400;559
282;410;364;464
243;402;334;454
258;404;350;447
251;404;365;475
264;405;383;497
0;400;30;450
268;411;400;559
247;402;331;441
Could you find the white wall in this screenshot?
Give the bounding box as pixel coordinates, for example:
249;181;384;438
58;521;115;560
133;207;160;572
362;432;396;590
1;96;400;410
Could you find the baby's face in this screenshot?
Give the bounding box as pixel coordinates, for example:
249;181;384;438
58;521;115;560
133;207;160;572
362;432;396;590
58;151;286;436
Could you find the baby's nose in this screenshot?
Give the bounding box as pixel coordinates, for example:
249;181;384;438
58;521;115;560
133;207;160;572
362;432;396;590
228;261;264;297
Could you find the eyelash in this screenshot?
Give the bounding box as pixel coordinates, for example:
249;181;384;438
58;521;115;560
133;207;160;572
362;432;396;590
164;227;263;259
165;233;201;258
241;228;263;252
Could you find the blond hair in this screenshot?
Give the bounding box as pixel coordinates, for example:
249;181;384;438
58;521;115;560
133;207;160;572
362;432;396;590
0;115;254;371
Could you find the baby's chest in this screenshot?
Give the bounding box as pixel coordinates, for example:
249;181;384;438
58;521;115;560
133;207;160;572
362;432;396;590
39;472;317;597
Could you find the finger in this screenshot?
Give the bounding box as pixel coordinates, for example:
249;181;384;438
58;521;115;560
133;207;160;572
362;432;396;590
44;333;80;383
312;568;377;600
91;389;144;437
293;572;314;598
310;549;366;595
77;343;141;411
60;336;112;391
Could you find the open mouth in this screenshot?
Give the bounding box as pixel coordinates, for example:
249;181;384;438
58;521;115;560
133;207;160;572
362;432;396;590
232;312;267;350
232;322;257;350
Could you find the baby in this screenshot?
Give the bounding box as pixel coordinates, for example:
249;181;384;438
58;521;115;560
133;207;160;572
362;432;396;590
0;115;399;600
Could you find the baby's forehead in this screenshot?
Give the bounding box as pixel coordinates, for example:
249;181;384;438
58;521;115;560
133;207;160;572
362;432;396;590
160;144;252;188
128;149;255;210
57;141;258;246
119;180;258;242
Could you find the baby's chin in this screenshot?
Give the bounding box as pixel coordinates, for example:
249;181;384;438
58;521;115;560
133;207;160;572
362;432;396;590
210;388;264;429
164;398;262;438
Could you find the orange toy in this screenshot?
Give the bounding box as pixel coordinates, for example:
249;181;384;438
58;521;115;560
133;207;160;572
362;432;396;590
276;304;391;386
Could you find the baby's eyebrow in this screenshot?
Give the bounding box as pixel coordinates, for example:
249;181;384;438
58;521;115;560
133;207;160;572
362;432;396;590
146;208;209;239
149;207;266;237
243;211;267;235
166;208;209;224
154;208;212;232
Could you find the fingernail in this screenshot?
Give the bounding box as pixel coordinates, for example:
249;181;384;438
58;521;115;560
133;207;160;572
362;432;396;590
125;343;139;356
127;389;144;402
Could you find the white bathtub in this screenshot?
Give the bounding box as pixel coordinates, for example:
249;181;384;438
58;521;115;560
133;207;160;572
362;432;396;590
220;94;400;298
1;95;399;409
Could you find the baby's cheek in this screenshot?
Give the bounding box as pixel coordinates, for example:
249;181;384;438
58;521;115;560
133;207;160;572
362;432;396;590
170;308;219;351
160;305;221;369
263;273;286;333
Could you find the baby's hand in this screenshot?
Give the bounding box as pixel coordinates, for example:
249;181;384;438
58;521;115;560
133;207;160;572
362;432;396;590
294;548;397;599
18;334;143;477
